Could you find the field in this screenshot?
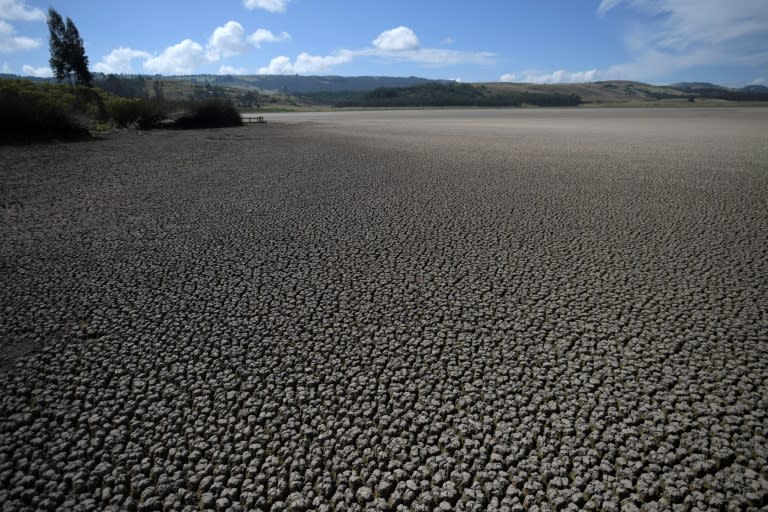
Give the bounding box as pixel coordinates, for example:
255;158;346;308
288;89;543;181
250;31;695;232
1;108;767;511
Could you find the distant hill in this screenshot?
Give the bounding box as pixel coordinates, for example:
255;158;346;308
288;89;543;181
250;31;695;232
321;82;582;108
666;81;768;101
669;82;728;91
742;84;768;93
2;73;766;107
0;73;50;83
482;80;689;104
482;80;768;104
159;74;439;93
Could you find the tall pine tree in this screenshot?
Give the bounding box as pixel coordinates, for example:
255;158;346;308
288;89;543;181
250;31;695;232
48;8;92;89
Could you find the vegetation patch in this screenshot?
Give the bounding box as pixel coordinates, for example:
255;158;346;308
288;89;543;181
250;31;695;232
0;80;243;144
0;80;91;144
324;82;582;108
108;98;242;130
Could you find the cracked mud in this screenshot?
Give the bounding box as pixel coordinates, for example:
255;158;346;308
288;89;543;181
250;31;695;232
1;108;767;511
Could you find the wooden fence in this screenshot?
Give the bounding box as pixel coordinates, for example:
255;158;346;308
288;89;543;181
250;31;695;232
243;115;266;124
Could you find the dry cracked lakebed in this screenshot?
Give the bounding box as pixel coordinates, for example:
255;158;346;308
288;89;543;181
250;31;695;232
1;108;767;511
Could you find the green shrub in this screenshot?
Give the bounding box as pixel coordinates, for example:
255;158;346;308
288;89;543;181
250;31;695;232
0;80;90;144
173;99;243;129
107;98;172;129
0;80;243;143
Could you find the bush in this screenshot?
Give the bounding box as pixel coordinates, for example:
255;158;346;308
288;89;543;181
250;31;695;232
0;80;90;144
107;98;242;130
0;80;244;143
173;99;243;129
107;98;171;129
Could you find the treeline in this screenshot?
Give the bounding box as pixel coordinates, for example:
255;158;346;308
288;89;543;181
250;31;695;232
95;74;148;98
324;83;582;108
692;88;768;102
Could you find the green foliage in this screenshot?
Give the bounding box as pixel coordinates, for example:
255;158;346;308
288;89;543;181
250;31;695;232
0;80;90;143
96;75;147;98
107;98;171;129
47;8;92;89
332;83;582;108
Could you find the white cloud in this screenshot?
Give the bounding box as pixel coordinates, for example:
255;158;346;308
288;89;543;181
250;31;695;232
247;28;290;48
2;61;11;73
293;52;353;73
244;0;290;13
93;47;151;74
601;48;719;81
130;21;291;76
597;0;622;17
368;47;494;66
144;39;208;75
0;0;45;21
441;37;454;45
0;19;39;52
219;64;247;75
750;77;766;85
22;63;51;77
206;22;290;60
208;21;248;59
373;26;420;51
499;69;598;84
365;27;492;66
258;51;353;74
258;25;494;75
598;0;768;81
258;55;292;74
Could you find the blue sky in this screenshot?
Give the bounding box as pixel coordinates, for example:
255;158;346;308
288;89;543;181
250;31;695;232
1;0;766;86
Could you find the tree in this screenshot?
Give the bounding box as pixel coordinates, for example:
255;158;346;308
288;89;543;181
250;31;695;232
48;8;92;89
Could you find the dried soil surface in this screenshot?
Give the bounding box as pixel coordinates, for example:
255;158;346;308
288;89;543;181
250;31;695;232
1;108;767;511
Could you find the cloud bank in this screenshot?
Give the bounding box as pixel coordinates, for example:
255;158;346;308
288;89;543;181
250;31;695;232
144;39;208;75
92;20;290;75
219;65;248;75
499;69;598;84
598;0;768;81
502;0;768;84
0;0;44;22
0;18;38;53
248;28;290;48
22;63;51;77
258;26;494;75
93;47;152;74
0;1;43;55
244;0;290;13
259;52;353;74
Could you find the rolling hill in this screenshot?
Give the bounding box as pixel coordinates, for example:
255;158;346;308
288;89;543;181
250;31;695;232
3;73;767;108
